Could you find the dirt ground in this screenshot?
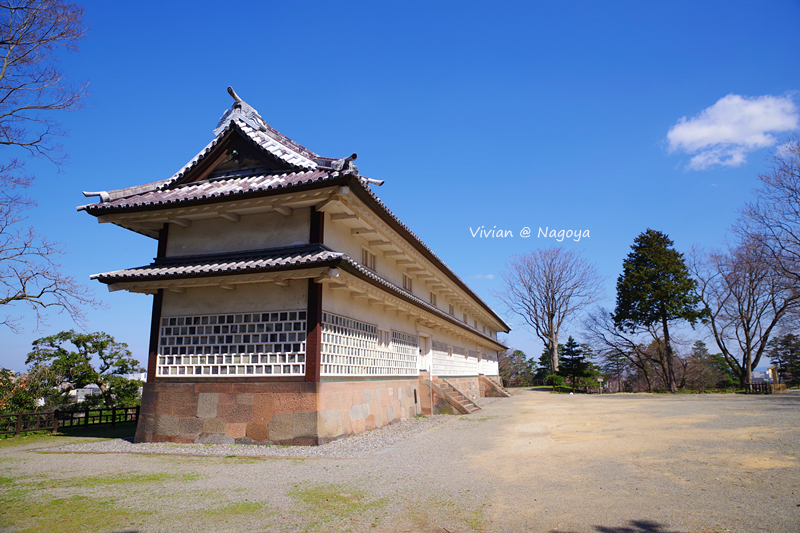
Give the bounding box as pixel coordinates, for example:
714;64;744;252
2;389;799;533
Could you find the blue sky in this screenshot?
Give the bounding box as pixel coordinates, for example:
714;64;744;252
4;0;800;372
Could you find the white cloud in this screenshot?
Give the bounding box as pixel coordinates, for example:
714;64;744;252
667;94;798;170
472;274;495;280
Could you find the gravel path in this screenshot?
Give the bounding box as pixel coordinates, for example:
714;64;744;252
3;392;799;533
43;413;452;458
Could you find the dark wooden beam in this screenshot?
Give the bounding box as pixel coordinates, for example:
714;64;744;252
310;207;324;244
147;224;168;382
305;278;322;383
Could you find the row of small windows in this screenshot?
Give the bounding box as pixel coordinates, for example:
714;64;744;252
156;311;307;378
321;311;418;377
358;247;491;337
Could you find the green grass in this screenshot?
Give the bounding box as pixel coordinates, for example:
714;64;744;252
0;421;137;450
459;416;497;422
27;471;199;490
289;482;389;530
201;500;270;517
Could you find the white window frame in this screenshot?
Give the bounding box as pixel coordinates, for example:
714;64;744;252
362;248;376;272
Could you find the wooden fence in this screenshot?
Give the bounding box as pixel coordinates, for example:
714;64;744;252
0;411;58;437
0;406;139;437
745;382;788;394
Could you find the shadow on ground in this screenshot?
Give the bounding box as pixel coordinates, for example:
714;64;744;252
555;519;682;533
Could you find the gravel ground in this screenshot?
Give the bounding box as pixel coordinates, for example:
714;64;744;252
2;391;799;533
43;413;452;458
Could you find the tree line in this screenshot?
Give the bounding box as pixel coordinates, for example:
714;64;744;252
498;137;800;392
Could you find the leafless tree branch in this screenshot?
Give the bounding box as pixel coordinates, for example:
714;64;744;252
495;247;604;372
0;1;98;332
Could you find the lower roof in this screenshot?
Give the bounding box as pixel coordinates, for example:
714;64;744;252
92;243;506;350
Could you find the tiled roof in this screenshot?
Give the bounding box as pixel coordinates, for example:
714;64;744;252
91;244;342;283
79;91;510;332
83;169;334;212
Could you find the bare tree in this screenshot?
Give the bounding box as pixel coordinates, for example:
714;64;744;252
584;307;697;392
0;1;95;331
740;136;800;283
497;248;603;372
690;242;800;386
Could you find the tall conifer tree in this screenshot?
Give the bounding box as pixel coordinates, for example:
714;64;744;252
613;229;705;392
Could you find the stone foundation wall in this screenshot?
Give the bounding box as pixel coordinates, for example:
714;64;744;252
442;376;481;401
480;375;504;397
317;380;419;441
135;378;420;446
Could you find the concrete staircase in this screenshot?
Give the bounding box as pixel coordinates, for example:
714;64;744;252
435;379;482;414
480;375;513;398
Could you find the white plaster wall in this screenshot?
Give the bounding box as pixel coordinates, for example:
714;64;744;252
161;281;307;316
323;213;500;339
480;353;500;376
322;285;420;340
166;208;310;256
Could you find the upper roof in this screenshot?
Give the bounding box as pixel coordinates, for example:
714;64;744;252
79;88;510;333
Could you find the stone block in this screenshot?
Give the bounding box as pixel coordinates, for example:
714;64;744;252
133;431;151;444
350;404;362;421
318;391;344;411
253;393;274;422
226;422;247;439
268;413;294;442
246;422;270;442
137;413;158;434
151;433;178;443
365;414;376;431
202;417;226;434
178;417;203;439
360;403;370;419
139;386;158;415
195;383;233;393
318;411;343;439
217;393;236;406
161;392;198;418
197;393;218;418
196;432;235;445
363;389;372;403
387;406;394;423
236;392;254;405
293;411;318;439
217;403;254;423
268;411;317;442
154;414;179;437
274;392;316;414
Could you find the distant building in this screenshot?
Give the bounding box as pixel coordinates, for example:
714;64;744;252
79;89;510;445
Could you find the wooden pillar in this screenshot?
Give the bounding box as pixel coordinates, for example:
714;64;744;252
306;279;322;382
305;209;324;382
146;224;169;382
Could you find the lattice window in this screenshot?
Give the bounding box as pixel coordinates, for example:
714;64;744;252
463;313;467;323
157;311;307;377
430;292;437;306
321;312;418;376
403;273;412;291
362;248;376;271
449;304;454;316
432;340;449;353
